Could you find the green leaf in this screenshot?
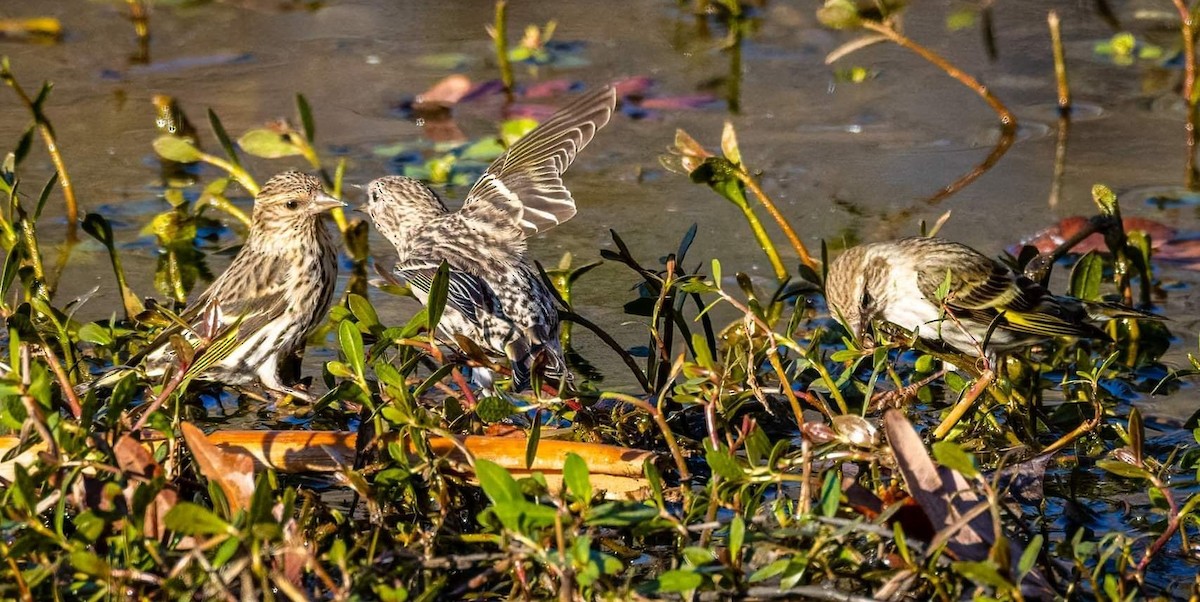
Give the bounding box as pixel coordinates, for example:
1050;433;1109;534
654;569;703;593
164;502;235;536
584;502;659;527
338;320;365;379
749;558;790;583
935;268;953;301
427;262;451;334
952;560;1013;590
1069;252;1104;301
152;135;202;163
1091;183;1120;216
705;444;743;481
691;332;714;369
1018;534;1043;578
207;109;242;168
1096;459;1153;481
475;459;522;505
296;93;315;142
237;129;301;159
475;395;517;423
77;322;113;346
525;419;541;470
728;515;745;560
819;470;840;517
563;452;591;503
932;440;980;479
326;360;355;379
69;550;111;579
1128;406;1144;466
500;118;539;146
347;294;380;330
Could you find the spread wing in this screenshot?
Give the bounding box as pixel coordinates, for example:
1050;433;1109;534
462;85;617;236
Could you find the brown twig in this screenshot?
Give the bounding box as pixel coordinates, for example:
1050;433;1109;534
37;336;81;419
860;21;1016;129
1048;11;1071;115
733;169;819;273
857;20;1017;207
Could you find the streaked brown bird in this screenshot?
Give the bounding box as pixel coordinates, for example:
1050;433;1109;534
824;236;1162;357
95;171;342;400
365;85;617;391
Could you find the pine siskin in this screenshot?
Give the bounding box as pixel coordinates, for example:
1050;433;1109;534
365;85;618;391
99;171;342;400
824;236;1161;356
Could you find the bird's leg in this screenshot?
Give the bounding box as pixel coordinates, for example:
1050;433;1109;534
256;364;315;403
869;369;948;412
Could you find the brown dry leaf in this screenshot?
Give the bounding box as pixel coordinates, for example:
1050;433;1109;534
883;410;1052;597
181;422;256;514
416;74;473;108
144;487;182;544
114;434;162;481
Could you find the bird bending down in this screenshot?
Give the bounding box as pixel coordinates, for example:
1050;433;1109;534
823;236;1161;358
366;85;618;392
94;172;342;400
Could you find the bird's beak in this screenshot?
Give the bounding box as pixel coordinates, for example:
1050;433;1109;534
311;192;347;213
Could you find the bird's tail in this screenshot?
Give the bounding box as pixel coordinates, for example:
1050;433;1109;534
507;338;572;392
1081;300;1165;322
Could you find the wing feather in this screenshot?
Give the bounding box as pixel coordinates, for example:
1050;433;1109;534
463;85;617;236
399;265;495;329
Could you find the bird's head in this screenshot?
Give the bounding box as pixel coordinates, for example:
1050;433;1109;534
824;245;881;345
251;171;344;232
362;176;449;238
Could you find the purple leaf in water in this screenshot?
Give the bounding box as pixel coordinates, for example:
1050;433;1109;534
459;80;506;104
613;75;655;98
504;103;557;121
640;94;720;111
522;79;579;98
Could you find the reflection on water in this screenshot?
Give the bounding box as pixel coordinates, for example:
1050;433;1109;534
2;0;1199;417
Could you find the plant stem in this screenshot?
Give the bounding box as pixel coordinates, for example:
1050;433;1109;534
1172;0;1200;187
860;21;1016;132
494;0;514;100
734;168;819;274
1047;11;1070;115
0;63;79;235
734;194;788;282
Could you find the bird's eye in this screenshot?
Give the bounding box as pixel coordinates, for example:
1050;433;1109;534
285;200;300;210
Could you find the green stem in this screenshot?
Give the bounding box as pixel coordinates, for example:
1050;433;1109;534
494;0;514;99
734;196;788;283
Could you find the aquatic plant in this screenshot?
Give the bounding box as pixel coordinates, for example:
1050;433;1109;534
2;3;1200;599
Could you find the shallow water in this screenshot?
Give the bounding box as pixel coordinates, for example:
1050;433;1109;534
2;0;1199;420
